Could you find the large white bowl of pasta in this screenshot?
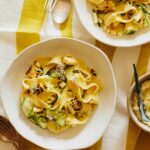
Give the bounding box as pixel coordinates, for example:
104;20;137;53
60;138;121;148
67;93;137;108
74;0;150;47
0;38;117;150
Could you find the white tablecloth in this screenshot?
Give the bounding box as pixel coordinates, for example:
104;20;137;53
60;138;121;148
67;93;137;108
0;0;150;150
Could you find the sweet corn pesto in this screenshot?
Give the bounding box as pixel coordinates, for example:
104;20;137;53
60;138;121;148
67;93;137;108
132;80;150;126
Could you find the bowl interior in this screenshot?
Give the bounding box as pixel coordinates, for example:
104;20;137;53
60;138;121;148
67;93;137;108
128;73;150;132
74;0;150;47
0;38;117;149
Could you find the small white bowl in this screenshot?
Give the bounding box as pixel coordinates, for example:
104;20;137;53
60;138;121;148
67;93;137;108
74;0;150;47
128;73;150;133
0;38;117;150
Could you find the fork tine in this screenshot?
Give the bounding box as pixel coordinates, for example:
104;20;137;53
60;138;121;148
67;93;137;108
0;128;12;138
45;0;57;13
44;0;49;10
13;140;28;150
0;116;16;136
0;116;28;150
47;0;54;12
49;0;58;13
0;123;9;131
0;120;10;130
0;125;14;140
19;142;28;150
0;116;17;140
0;116;13;129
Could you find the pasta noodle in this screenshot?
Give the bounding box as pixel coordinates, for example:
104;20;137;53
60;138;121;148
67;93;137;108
88;0;150;35
21;55;102;133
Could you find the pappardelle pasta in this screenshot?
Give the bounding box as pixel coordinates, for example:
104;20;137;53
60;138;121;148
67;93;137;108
21;55;102;133
88;0;150;35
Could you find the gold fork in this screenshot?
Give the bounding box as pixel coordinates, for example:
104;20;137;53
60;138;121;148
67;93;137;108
0;115;28;150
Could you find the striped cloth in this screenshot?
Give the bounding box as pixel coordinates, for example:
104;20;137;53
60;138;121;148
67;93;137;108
0;0;150;150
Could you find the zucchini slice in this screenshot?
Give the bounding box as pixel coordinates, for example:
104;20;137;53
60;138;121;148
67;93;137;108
38;117;47;129
124;22;138;35
21;98;33;117
30;115;47;129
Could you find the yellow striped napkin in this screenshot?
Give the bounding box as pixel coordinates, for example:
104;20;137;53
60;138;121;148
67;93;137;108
0;0;150;149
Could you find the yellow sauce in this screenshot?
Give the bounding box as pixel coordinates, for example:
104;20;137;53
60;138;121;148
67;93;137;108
132;80;150;126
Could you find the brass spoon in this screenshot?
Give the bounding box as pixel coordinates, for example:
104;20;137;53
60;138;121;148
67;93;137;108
52;0;72;24
0;115;28;150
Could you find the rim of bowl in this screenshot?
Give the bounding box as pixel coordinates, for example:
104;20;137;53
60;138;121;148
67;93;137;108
127;72;150;133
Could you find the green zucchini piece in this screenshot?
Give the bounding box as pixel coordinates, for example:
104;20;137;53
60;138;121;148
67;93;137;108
29;114;40;123
46;109;56;120
56;111;66;127
145;13;150;26
29;117;38;125
92;12;98;24
125;30;136;35
46;109;66;126
38;117;47;129
141;5;150;14
124;23;138;35
29;115;47;129
56;118;65;127
28;107;34;118
47;69;59;78
21;98;33;117
21;97;26;106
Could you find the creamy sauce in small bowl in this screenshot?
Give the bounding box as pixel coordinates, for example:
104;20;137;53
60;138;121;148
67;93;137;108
132;80;150;127
128;73;150;132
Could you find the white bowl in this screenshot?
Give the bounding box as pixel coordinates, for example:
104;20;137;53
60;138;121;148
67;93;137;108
0;38;117;150
74;0;150;47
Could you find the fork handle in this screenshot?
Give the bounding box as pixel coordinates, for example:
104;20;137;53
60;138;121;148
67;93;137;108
13;141;28;150
13;141;20;150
